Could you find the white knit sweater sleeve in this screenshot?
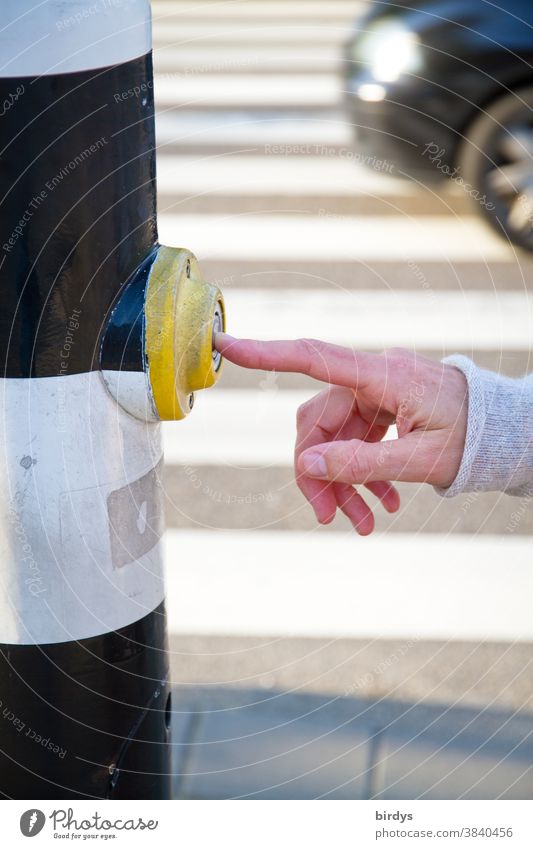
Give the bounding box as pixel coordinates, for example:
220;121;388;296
435;354;533;498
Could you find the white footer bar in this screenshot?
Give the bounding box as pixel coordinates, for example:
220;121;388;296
5;801;532;847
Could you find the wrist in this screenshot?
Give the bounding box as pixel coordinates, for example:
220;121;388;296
436;364;469;488
435;355;533;497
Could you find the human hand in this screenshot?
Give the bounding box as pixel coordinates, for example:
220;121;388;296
215;334;468;534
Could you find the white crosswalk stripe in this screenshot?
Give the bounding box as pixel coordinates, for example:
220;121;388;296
156;112;352;147
153;45;344;73
220;289;533;348
152;2;365;20
153;0;533;645
165;530;533;641
154;73;342;106
163;390;310;465
159;214;514;260
156;154;415;195
152;22;355;44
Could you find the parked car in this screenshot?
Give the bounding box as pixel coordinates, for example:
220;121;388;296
344;0;533;250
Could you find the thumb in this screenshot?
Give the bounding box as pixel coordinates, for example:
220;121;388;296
298;435;434;485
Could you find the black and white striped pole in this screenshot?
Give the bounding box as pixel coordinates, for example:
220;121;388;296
0;1;224;798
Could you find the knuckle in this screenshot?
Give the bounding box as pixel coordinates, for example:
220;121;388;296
418;442;442;482
351;451;373;482
240;340;269;371
299;337;322;352
298;337;330;364
297;337;320;360
296;402;310;429
341;444;372;482
383;346;414;373
383;348;418;392
383;346;405;360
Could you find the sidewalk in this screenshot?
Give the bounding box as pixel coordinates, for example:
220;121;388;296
170;684;533;800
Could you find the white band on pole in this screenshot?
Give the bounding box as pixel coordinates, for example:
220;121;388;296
0;0;151;77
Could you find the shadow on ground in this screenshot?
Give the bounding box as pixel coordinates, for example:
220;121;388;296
170;686;533;800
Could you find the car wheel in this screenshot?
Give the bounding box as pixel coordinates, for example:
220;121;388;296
458;86;533;251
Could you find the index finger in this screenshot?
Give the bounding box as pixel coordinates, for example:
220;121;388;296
215;333;388;390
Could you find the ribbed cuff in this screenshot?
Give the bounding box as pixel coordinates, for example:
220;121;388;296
434;355;533;498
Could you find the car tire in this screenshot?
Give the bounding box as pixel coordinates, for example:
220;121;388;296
458;85;533;251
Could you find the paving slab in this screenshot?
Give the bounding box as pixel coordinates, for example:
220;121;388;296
170;686;533;799
168;636;533;714
176;699;374;799
374;732;533;800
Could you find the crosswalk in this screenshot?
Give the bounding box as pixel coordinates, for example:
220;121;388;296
155;154;415;195
165;531;533;642
159;215;515;260
154;73;341;105
152;1;533;647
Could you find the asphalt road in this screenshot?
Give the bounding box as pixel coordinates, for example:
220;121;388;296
150;0;533;799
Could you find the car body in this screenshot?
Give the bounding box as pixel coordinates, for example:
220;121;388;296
344;0;533;247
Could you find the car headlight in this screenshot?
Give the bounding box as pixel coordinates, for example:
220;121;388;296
354;22;421;83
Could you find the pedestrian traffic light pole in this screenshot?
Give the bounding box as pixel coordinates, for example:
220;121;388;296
0;1;224;798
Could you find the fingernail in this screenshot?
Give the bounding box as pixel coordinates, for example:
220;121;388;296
301;451;328;477
214;331;236;347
